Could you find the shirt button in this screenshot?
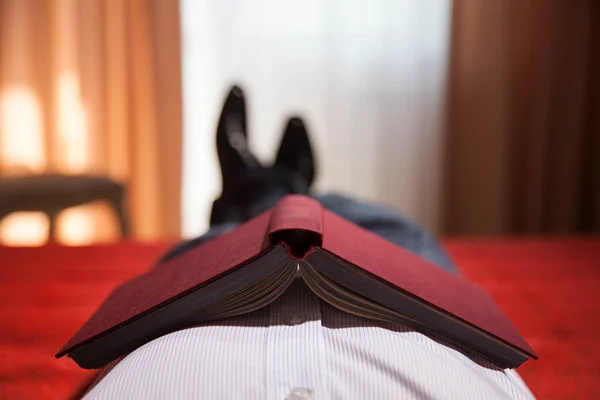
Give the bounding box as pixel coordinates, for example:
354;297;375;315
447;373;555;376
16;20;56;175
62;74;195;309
284;314;307;325
286;387;312;399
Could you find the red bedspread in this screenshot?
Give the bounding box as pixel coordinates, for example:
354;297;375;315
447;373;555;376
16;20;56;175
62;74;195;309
0;238;598;399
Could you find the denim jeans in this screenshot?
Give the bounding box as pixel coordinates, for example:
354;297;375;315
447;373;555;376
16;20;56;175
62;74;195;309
159;193;456;274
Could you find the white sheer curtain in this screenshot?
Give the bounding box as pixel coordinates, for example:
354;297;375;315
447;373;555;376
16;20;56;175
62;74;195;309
180;0;451;237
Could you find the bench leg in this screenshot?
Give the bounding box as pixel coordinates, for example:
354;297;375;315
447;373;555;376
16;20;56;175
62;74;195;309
48;212;57;242
108;193;129;238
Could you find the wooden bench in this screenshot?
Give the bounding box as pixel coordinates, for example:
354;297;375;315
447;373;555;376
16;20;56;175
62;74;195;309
0;174;128;241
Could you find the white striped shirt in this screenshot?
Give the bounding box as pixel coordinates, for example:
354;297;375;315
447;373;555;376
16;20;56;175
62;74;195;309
84;277;534;400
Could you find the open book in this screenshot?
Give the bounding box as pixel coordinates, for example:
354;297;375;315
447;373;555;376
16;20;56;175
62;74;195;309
56;195;536;369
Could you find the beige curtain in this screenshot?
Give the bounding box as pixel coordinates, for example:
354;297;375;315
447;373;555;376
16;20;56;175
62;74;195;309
444;0;600;235
0;0;182;244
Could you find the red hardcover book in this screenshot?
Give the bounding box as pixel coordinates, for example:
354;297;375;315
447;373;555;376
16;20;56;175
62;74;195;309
56;195;536;369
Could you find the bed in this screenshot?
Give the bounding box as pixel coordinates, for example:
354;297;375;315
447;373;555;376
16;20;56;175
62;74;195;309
1;238;598;399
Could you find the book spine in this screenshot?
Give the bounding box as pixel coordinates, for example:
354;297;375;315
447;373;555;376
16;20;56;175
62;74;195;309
268;195;323;258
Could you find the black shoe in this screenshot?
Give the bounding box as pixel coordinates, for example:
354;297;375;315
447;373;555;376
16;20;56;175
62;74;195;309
211;85;261;225
216;85;260;193
275;116;316;189
228;116;318;221
212;97;317;225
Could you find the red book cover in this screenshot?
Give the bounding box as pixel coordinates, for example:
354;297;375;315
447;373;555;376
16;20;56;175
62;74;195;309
57;195;535;368
56;210;274;357
320;210;535;356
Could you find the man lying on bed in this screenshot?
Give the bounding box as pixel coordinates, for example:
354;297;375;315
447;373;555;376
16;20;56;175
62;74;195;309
82;86;535;400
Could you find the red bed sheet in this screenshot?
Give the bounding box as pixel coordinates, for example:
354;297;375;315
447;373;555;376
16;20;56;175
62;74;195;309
0;238;598;399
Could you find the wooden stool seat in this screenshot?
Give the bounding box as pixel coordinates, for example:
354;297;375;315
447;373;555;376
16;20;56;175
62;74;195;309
0;174;128;240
